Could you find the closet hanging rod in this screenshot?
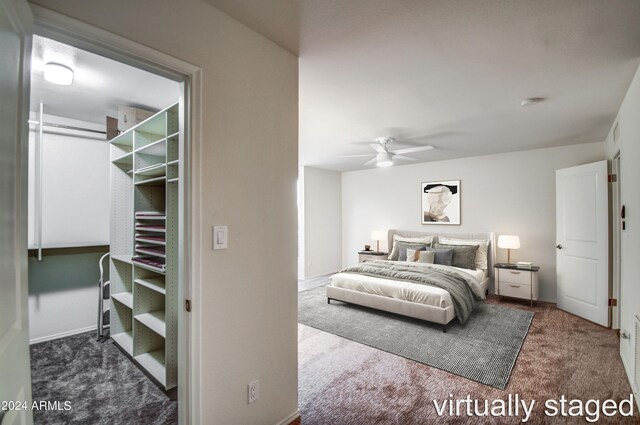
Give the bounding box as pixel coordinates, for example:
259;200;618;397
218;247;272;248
28;120;107;135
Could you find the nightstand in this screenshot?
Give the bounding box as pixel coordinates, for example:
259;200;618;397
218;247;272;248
358;251;388;263
494;263;540;306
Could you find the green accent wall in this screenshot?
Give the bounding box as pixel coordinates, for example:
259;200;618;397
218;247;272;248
28;246;110;295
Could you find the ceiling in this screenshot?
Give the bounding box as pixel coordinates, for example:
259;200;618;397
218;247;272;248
211;0;640;172
31;35;180;126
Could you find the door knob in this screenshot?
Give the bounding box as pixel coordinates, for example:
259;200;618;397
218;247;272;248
556;244;563;249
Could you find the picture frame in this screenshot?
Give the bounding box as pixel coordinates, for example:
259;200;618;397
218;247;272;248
421;180;460;225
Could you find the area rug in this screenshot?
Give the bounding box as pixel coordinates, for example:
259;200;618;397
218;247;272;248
298;286;533;389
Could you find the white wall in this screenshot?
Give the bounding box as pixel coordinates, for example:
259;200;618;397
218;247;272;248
342;142;604;302
28;113;110;249
302;166;342;278
27;115;110;343
603;63;640;401
31;1;299;424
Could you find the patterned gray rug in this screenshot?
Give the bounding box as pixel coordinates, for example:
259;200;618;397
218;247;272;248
298;286;533;389
30;331;177;425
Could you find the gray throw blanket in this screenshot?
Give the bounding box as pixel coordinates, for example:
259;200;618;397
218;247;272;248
340;260;483;324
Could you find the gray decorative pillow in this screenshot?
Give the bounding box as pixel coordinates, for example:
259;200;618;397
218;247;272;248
424;247;454;266
434;243;479;270
387;235;434;260
398;243;428;261
417;250;435;264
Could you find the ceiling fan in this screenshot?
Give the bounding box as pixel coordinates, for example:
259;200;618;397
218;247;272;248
342;137;434;168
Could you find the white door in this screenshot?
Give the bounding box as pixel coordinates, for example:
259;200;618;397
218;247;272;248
0;1;33;424
556;160;609;326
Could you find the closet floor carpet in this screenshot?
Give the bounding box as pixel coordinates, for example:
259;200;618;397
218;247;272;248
30;331;177;425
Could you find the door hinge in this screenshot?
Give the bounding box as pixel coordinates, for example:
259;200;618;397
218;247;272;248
608;174;617;183
185;299;192;312
609;298;617;307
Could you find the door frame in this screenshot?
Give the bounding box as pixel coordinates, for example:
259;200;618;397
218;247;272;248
611;153;622;329
28;5;203;424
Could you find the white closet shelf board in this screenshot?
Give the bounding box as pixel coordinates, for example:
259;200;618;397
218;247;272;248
111;255;132;264
133;260;166;275
135;277;166;294
28;241;109;249
135;176;166;186
112;331;133;355
110;131;134;148
136;215;166;221
136;247;166;258
135;138;166;156
136;112;166;137
135;350;166;386
113;152;134;167
135;311;166;337
112;292;133;309
168;178;179;183
135;163;166;177
135;226;166;233
135;237;166;246
166;159;179;166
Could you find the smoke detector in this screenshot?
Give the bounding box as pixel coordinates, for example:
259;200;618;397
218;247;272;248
520;97;546;107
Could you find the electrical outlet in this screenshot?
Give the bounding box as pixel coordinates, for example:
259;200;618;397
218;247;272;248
248;380;259;404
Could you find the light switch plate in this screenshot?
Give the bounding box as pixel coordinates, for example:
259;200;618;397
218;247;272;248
213;225;228;250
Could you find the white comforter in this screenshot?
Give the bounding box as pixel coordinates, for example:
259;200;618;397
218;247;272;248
329;261;485;308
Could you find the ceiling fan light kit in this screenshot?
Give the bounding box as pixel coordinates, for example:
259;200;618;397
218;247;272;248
376;152;393;167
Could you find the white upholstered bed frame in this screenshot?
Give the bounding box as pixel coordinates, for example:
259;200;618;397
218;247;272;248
326;230;495;331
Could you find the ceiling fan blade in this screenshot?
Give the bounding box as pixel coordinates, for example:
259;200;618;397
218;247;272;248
340;154;375;158
392;145;434;155
363;157;378;166
393;154;418;161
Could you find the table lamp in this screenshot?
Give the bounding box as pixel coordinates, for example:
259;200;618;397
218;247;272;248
371;230;385;253
498;234;520;264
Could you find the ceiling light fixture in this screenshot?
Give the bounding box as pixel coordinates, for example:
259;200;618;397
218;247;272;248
44;63;74;86
376;152;393;167
520;97;545;107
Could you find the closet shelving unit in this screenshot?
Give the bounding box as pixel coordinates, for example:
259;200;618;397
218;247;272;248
109;103;180;390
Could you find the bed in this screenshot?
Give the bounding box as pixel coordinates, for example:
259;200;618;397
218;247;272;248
326;230;495;331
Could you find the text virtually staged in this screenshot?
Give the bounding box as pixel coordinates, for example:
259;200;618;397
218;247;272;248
432;394;635;423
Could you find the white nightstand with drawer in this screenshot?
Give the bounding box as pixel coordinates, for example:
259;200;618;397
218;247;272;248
495;264;540;306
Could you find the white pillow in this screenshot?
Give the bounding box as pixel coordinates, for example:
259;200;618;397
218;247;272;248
387;234;434;260
438;237;489;270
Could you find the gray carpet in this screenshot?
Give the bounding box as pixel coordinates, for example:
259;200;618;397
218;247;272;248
30;332;177;425
298;286;533;389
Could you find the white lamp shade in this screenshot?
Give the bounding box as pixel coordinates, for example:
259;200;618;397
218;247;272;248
497;235;520;250
371;230;385;241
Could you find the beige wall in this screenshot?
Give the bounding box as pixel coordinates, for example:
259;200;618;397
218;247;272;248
603;63;640;401
29;0;299;423
302;166;342;278
342;142;605;302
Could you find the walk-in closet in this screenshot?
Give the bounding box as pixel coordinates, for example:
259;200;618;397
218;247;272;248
28;34;183;424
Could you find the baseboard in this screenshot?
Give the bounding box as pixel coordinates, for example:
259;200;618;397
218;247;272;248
304;271;338;280
619;352;639;411
274;409;300;425
29;325;95;345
